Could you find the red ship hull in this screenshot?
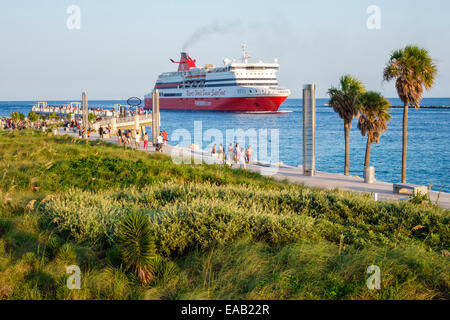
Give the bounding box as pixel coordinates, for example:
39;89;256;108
144;96;288;112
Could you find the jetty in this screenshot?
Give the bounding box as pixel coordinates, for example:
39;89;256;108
32;101;113;118
32;93;158;135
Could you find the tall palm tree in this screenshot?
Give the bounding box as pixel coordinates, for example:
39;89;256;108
328;75;366;175
358;91;391;168
383;45;437;183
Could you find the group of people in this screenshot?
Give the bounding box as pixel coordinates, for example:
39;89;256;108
1;118;20;130
98;126;112;139
115;128;168;151
155;130;168;152
1;117;48;131
210;143;254;168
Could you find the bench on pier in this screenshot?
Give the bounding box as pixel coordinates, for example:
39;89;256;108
393;183;428;196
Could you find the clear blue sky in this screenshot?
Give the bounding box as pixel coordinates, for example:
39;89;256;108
0;0;449;100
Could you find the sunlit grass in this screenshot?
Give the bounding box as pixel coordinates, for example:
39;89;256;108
0;130;448;300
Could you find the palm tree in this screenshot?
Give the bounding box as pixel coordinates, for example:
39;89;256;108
383;45;437;183
358;91;391;168
49;112;57;122
88;112;96;123
28;111;39;126
328;75;366;175
10;112;20;124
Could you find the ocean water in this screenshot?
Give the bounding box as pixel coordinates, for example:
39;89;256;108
1;98;449;192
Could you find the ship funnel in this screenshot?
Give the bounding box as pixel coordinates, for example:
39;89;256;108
170;52;197;71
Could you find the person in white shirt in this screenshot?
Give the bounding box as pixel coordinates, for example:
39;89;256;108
156;134;164;152
238;147;246;169
135;130;141;149
226;144;234;167
218;144;224;163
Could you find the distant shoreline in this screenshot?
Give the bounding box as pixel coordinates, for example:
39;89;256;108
390;105;450;109
323;105;450;109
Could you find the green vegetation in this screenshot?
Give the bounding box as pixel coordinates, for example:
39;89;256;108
27;112;39;124
49;112;57;120
384;45;438;183
358;91;391;167
117;212;156;285
10;112;25;124
88;112;96;123
0;130;448;300
328;75;366;176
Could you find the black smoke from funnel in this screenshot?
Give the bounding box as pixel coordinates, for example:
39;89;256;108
182;20;243;51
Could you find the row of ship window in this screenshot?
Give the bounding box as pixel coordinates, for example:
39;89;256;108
158;83;278;89
159;88;274;97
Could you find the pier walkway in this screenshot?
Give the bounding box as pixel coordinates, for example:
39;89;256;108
58;128;450;209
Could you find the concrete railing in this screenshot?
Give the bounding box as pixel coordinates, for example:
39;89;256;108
92;114;153;131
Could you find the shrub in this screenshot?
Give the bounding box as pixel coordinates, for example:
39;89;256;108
117;212;156;285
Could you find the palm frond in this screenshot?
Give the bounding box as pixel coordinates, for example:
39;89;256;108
358;91;391;144
383;45;437;108
328;75;366;123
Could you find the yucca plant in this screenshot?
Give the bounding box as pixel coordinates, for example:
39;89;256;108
117;212;156;285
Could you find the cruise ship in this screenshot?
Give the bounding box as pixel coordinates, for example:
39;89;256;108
144;45;290;112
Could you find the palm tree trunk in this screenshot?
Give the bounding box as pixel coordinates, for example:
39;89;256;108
402;102;408;183
344;121;349;176
364;138;371;167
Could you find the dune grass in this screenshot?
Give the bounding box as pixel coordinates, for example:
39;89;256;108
0;129;448;300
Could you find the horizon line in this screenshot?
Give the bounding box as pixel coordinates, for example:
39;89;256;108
1;96;450;103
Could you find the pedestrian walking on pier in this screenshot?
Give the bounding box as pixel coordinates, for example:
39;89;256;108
135;130;141;149
117;129;122;145
218;144;224;163
143;132;149;149
156;133;164;152
162;129;168;145
226;144;234;167
238;147;246;169
245;145;253;164
127;131;132;144
234;143;240;162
